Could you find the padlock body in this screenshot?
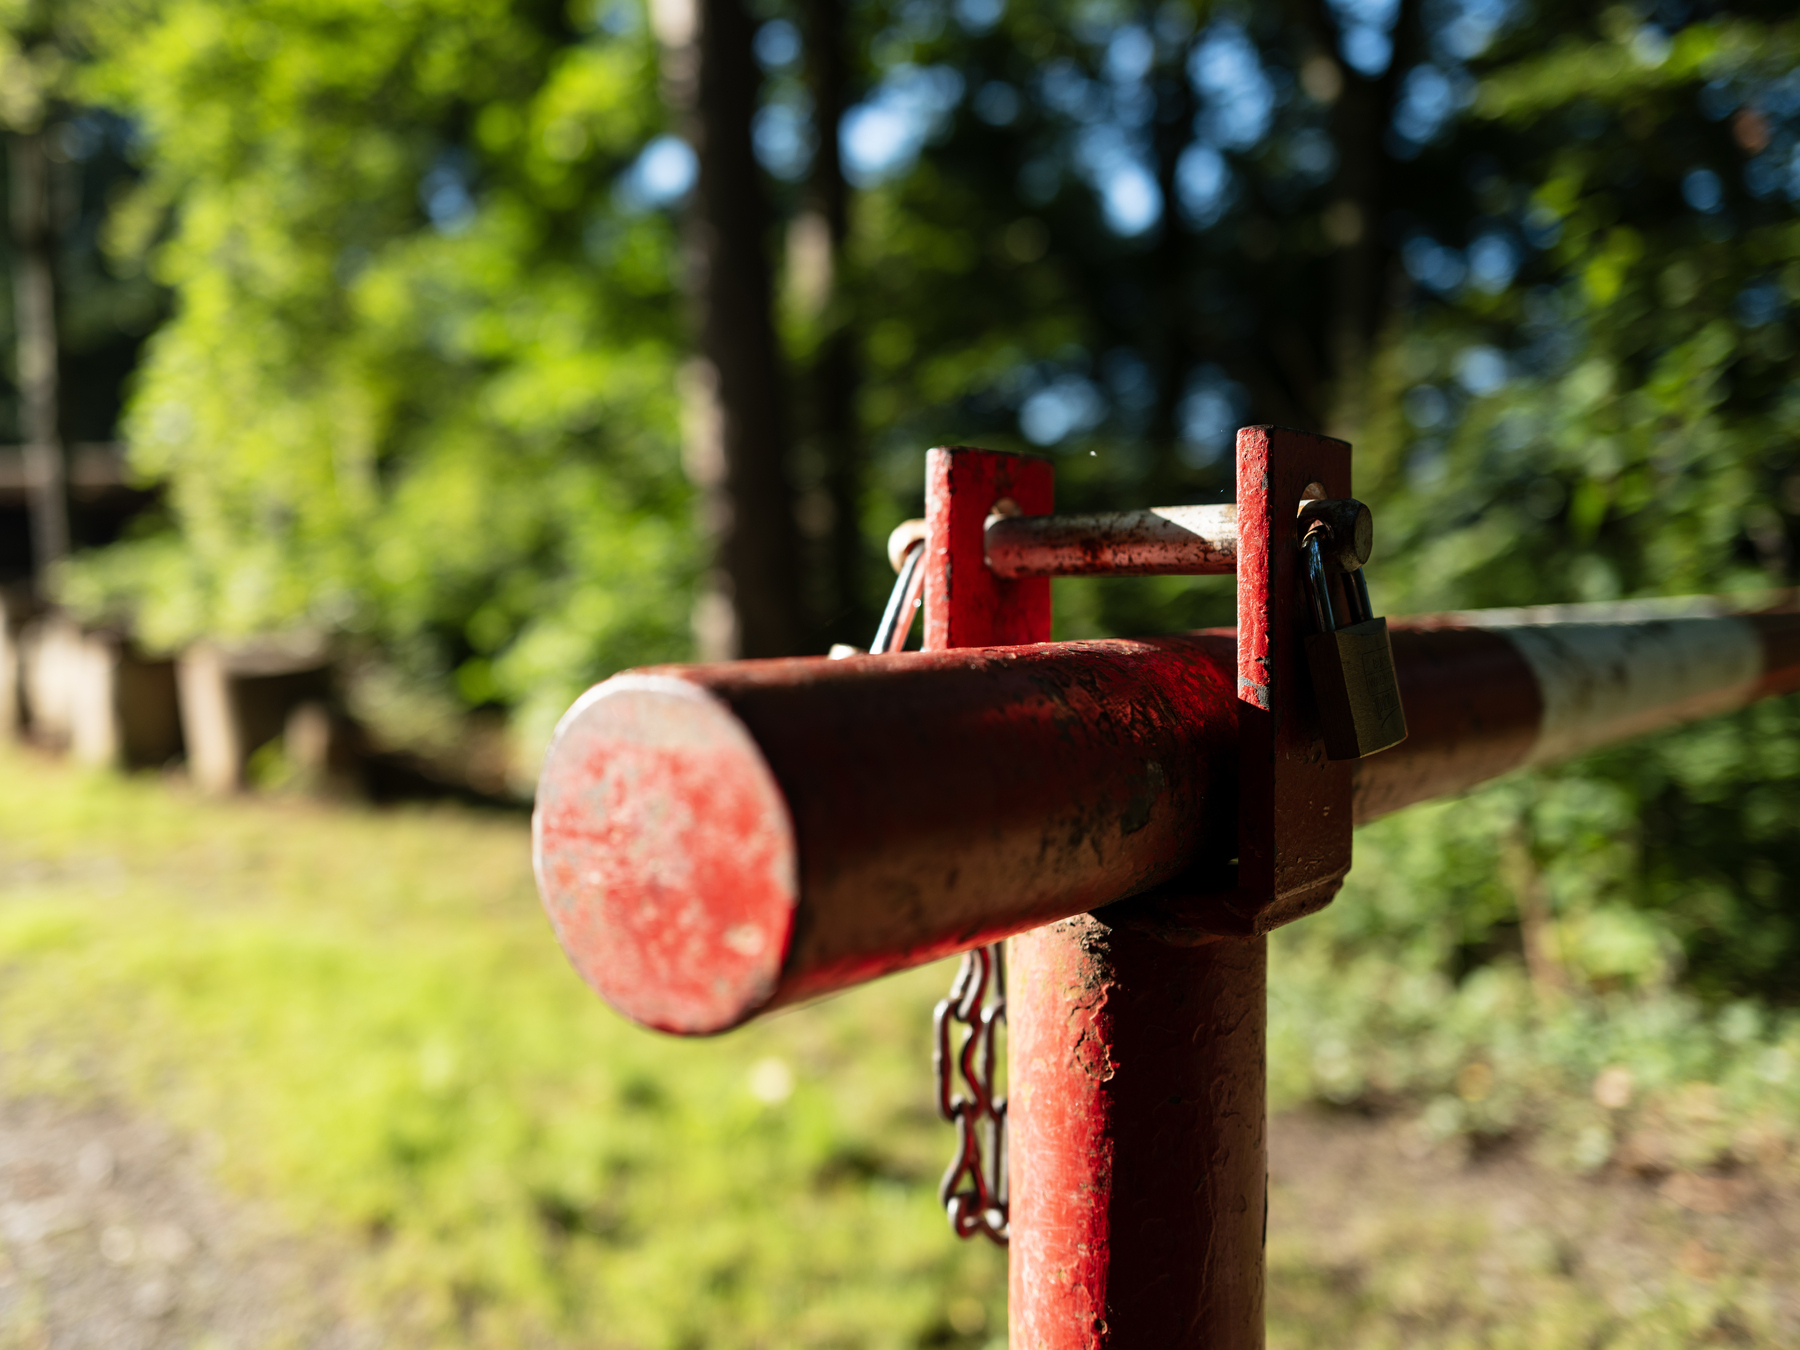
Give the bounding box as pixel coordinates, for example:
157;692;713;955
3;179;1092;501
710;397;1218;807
1304;616;1408;760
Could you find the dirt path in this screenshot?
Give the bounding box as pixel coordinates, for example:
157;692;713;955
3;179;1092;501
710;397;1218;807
4;1092;1797;1348
0;1096;364;1350
1269;1111;1800;1347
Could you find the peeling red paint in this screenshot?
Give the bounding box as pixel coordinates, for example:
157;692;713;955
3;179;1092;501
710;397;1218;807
924;445;1054;651
1229;427;1356;936
531;677;796;1036
1010;917;1266;1349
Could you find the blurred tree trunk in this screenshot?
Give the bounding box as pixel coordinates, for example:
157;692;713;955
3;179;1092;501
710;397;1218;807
1147;24;1198;476
658;0;804;659
1293;0;1422;439
801;0;862;645
9;130;69;590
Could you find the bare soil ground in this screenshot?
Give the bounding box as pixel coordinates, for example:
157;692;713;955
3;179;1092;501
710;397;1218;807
1269;1110;1800;1347
0;1096;367;1350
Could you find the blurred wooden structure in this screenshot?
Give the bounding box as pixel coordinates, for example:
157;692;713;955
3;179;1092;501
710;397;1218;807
176;638;334;793
12;610;182;769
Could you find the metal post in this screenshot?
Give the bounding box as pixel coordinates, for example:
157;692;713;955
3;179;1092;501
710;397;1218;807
1011;917;1265;1348
917;443;1270;1347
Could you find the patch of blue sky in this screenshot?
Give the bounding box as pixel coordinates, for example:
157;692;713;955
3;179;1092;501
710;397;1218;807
614;135;696;213
1020;374;1106;446
1329;0;1401;76
1176;143;1234;228
1177;365;1251;467
1074;124;1163;236
840;65;966;187
1189;22;1275;152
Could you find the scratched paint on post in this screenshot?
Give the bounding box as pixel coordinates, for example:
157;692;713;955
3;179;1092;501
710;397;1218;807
532;675;798;1035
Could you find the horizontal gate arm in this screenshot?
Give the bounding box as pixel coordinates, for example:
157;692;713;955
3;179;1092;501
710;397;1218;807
1355;599;1800;823
533;634;1240;1034
532;599;1800;1034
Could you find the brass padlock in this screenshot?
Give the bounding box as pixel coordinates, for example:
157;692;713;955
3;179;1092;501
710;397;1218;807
1300;506;1407;760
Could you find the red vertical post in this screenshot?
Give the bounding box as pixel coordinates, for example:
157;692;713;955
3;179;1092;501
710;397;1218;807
1010;918;1266;1347
922;445;1266;1347
997;428;1352;1348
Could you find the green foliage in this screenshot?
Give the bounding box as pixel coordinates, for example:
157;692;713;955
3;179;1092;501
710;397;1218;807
1369;14;1800;614
1272;759;1800;1173
1294;11;1800;1064
57;0;697;747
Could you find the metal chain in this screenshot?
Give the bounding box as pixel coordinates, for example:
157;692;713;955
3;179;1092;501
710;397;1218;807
869;545;1009;1245
933;943;1009;1244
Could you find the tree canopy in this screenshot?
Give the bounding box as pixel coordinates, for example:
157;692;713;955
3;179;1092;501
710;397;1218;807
5;0;1800;995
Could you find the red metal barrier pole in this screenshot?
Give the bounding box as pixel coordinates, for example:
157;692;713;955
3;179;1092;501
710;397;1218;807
1011;916;1266;1347
533;603;1800;1023
531;443;1800;1341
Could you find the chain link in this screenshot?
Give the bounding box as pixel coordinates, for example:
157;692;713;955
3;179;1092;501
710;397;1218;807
933;943;1009;1245
869;548;1008;1245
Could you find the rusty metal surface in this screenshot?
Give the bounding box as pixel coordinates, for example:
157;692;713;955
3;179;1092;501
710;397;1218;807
534;637;1240;1033
984;504;1238;578
530;675;798;1035
1226;426;1355;936
933;944;1008;1243
1010;916;1266;1349
533;601;1800;1031
1294;497;1372;572
924;446;1053;649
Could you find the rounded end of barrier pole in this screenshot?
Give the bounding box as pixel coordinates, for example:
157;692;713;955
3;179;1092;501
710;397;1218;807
532;673;798;1035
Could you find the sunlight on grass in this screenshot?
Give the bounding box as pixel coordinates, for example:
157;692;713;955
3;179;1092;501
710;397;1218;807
0;749;1005;1348
5;747;1798;1348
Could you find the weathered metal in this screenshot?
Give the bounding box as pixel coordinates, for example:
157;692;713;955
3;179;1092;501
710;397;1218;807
918;497;1376;582
924;446;1052;649
1294;496;1373;572
916;446;1264;1344
533;635;1242;1035
1010;917;1265;1349
530;433;1800;1350
1300;524;1407;762
532;601;1800;1030
1224;426;1355;938
1356;600;1800;822
984;503;1238;578
933;943;1009;1244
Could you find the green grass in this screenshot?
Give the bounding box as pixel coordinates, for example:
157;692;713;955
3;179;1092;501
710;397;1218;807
5;746;1799;1347
0;749;1005;1348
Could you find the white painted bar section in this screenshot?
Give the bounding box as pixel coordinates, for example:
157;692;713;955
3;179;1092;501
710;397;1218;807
1457;599;1765;765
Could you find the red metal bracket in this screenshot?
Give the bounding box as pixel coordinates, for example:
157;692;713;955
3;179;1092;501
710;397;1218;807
1107;426;1355;940
1227;425;1355;932
920;432;1355;938
924;445;1054;650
